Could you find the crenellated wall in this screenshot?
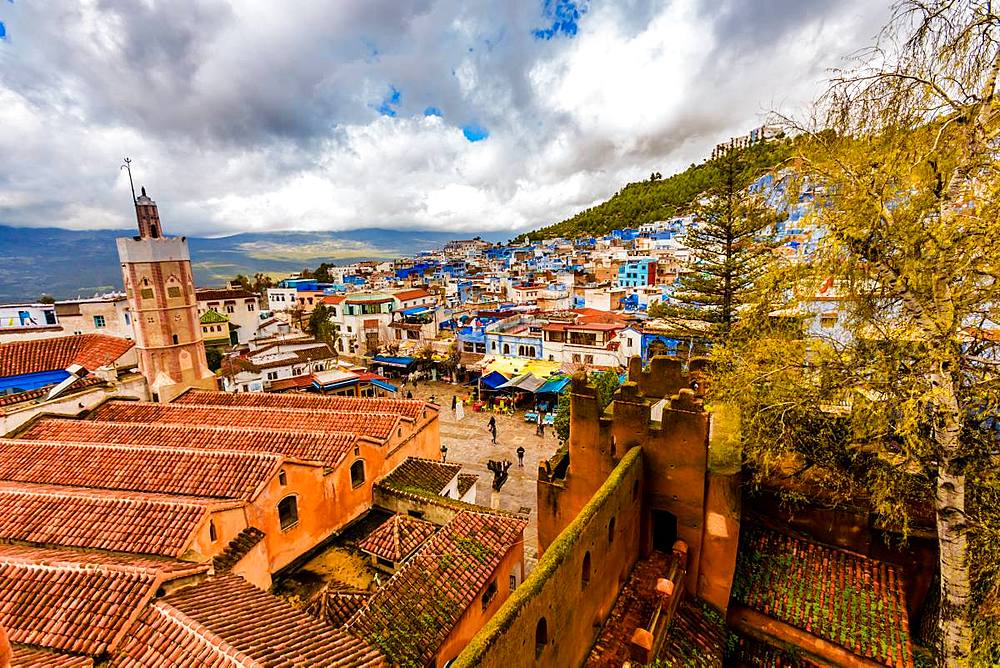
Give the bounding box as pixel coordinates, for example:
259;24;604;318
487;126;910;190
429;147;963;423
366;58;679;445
453;447;644;668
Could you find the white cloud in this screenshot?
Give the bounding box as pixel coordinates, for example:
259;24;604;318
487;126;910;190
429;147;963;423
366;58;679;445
0;0;892;237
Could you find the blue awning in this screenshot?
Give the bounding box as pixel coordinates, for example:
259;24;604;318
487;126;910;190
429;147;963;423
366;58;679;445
312;378;359;391
371;379;398;393
479;370;509;390
536;377;571;395
400;306;431;316
372;355;415;368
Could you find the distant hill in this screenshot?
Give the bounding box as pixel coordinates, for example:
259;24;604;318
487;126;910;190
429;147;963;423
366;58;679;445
522;138;794;241
0;226;491;303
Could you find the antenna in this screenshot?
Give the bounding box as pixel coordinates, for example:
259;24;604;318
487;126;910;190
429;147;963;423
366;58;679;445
120;157;137;204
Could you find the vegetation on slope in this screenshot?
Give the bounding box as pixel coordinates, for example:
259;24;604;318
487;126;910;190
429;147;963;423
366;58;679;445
522;137;794;241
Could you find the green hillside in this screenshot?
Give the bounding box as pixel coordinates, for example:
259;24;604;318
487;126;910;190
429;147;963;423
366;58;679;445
523;137;794;241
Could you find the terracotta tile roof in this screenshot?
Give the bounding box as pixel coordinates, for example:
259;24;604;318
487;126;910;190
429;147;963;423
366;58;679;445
252;344;335;370
377;457;460;496
306;582;372;628
114;575;383;667
0;543;207;576
393;289;431;301
212;527;266;573
0;545;202;658
0;334;133;377
732;524;913;667
195;288;258;302
19;419;357;469
11;645;94;668
0;481;224;557
266;375;315;391
90;401;402;442
457;473;478;499
321;295;347;305
175;389;428;420
357;514;436;563
0;439;281;500
348;511;526;666
656;598;727;666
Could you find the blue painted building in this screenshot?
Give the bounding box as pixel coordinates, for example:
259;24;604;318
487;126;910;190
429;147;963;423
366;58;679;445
617;258;657;288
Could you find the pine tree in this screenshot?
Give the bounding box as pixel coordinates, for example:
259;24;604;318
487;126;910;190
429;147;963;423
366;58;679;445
651;147;775;341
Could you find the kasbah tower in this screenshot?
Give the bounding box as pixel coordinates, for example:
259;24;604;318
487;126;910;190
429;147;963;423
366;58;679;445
116;185;218;402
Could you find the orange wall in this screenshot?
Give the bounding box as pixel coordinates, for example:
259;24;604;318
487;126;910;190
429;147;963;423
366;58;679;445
434;534;525;667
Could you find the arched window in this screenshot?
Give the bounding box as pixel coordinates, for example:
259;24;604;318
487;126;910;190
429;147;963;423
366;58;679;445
608;517;616;544
278;496;298;530
350;460;366;487
502;343;510;355
535;618;548;657
581;552;591;589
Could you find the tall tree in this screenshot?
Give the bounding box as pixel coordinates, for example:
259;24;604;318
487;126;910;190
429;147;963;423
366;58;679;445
718;2;1000;662
307;303;336;349
651;146;775;342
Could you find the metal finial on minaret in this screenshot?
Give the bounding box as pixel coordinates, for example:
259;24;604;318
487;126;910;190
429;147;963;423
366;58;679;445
121;157;137;204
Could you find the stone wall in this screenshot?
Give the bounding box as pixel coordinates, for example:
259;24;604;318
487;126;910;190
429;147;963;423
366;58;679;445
453;447;644;668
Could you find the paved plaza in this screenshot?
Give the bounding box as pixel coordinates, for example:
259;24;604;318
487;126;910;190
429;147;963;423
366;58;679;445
402;379;561;566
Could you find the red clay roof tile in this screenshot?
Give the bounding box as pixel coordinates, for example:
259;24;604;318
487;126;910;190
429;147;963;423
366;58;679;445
114;575;383;667
357;514;436;563
0;334;133;377
90;400;402;442
11;644;94;668
376;457;460;496
348;511;526;666
174;389;429;420
20;419;357;469
0;482;223;557
0;439;281;500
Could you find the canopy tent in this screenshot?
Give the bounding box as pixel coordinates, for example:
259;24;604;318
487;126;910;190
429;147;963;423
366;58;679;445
497;373;546;393
479;370;510;391
371;379;398;393
371;355;415;369
536;376;571;395
481;356;561;379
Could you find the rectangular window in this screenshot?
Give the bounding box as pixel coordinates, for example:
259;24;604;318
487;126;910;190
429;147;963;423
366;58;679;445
226;305;235;313
584;355;594;364
92;315;106;328
167;286;181;298
481;580;498;610
267;371;278;380
140;288;154;299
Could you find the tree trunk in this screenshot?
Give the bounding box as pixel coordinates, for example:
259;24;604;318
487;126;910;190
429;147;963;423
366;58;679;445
933;378;972;664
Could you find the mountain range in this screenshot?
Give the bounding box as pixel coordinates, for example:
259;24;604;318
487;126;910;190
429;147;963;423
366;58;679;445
0;225;498;303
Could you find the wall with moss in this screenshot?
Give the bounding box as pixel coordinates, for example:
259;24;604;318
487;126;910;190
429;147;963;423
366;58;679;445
452;447;644;668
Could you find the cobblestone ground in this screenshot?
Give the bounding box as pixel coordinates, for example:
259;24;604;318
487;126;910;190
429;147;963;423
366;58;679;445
401;379;561;567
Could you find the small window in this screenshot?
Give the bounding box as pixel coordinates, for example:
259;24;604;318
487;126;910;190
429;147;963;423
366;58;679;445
209;520;218;542
582;551;591;588
92;315;106;328
167;286;181;298
608;517;616;544
226;305;235;313
278;496;298;530
377;556;394;568
535;618;548;657
278;469;287;486
509;574;517;591
407;509;425;519
481;580;498;610
172;334;179;345
267;371;278;380
350;460;366;487
140;288;154;299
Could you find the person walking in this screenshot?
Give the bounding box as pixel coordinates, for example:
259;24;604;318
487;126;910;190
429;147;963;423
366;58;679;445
535;411;544;437
455;399;465;421
487;415;497;444
516;445;525;468
452;395;458;411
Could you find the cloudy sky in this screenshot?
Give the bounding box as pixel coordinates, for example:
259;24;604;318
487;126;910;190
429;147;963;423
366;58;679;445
0;0;891;237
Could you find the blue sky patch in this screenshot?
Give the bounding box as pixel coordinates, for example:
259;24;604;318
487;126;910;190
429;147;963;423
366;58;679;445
376;85;401;117
533;0;587;40
424;106;443;117
462;124;489;142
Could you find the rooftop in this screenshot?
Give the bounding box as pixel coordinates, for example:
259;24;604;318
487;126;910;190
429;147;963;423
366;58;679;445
348;511;526;666
113;575;382;668
89;400;402;443
357;514;437;563
732;524;913;667
376;457;461;496
19;418;358;469
0;334;133;377
0;438;284;500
